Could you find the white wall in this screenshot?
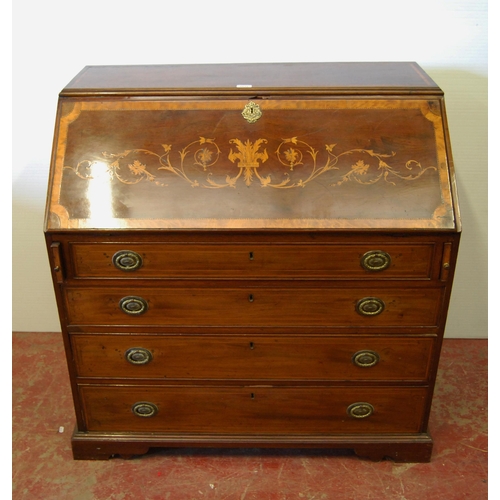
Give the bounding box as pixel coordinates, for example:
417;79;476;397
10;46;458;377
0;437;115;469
12;0;488;337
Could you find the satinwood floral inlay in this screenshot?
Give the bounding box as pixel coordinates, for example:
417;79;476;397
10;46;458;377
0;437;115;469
64;136;437;189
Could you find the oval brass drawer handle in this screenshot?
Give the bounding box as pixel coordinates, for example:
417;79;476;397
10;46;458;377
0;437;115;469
112;250;143;271
119;296;148;315
125;347;153;365
361;250;391;272
347;402;374;419
356;297;385;316
352;350;380;368
132;402;158;418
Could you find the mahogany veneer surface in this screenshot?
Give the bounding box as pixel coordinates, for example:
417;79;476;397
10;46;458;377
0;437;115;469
44;62;460;461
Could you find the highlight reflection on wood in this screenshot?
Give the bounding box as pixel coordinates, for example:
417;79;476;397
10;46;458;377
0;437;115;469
47;97;455;230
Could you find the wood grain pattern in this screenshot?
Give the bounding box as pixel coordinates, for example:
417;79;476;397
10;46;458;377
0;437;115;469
45;98;455;231
62;62;440;95
70;242;435;279
64;286;443;327
79;385;428;434
44;63;461;461
71;334;434;381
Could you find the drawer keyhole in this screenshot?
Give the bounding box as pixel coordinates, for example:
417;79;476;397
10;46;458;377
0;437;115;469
249;342;255;349
248;293;254;302
249;251;254;261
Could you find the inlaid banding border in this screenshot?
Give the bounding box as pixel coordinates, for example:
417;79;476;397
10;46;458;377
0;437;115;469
46;99;455;230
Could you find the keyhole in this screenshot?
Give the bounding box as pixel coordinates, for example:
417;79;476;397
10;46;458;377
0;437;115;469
249;251;254;261
249;342;254;349
248;294;254;302
250;393;255;399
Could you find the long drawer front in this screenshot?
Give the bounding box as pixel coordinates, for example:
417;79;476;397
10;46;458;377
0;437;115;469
65;287;442;327
70;243;435;279
72;334;434;381
79;385;428;433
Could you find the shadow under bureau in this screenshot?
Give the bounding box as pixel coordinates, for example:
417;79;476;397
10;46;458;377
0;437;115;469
44;62;461;462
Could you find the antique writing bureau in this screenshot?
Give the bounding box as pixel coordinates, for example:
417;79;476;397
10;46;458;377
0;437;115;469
44;62;461;462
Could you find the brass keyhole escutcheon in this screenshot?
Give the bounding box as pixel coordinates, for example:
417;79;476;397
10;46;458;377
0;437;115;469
112;250;143;272
356;297;385;316
126;348;153;365
242;101;262;123
352;350;380;368
347;402;374;419
132;402;158;418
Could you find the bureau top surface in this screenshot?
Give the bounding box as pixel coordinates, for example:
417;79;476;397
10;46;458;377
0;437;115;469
61;62;440;96
45;63;459;232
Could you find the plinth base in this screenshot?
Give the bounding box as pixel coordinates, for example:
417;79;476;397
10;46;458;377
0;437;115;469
71;429;433;463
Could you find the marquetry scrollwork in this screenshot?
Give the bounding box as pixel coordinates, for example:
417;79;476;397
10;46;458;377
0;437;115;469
64;136;436;190
65;138;221;188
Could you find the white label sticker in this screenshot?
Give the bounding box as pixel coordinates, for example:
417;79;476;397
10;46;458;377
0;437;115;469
236;84;253;88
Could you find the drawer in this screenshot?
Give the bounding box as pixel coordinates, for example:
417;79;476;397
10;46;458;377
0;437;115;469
79;385;428;433
72;334;434;381
70;243;434;279
65;286;442;327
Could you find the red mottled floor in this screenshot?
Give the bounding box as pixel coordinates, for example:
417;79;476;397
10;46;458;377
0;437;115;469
12;334;487;499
